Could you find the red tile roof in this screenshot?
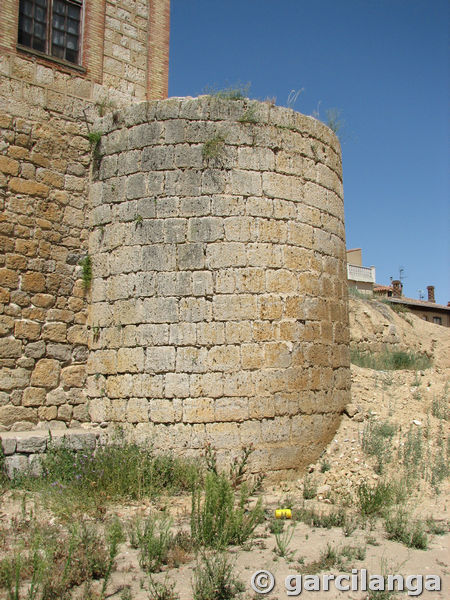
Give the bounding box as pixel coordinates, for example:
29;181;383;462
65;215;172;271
387;297;450;311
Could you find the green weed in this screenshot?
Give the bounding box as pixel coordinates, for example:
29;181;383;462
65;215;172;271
120;587;132;600
357;481;397;517
42;523;108;599
101;516;125;596
361;419;396;474
204;443;264;496
431;391;449;421
425;517;447;536
340;544;366;561
366;535;379;546
129;515;174;573
190;471;263;549
79;255;92;291
351;348;432;371
402;425;423;479
342;515;359;537
0;554;24;600
268;518;284;535
192;553;244;600
302;475;317;499
10;438;200;516
411;372;421;387
293;506;347;529
202;135;225;162
320;459;331;473
384;509;428;549
274;523;296;558
430;425;449;491
147;575;179;600
300;543;346;574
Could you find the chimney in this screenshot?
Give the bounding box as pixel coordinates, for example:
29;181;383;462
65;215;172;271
392;280;403;298
427;285;435;303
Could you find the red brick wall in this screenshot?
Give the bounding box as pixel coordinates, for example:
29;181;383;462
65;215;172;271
148;0;170;99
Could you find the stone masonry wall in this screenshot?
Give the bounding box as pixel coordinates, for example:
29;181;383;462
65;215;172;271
0;0;170;432
0;103;91;431
87;97;350;478
103;0;170;100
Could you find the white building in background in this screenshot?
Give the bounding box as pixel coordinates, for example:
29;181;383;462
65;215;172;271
346;248;376;295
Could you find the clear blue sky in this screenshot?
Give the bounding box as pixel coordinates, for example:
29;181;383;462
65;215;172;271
169;0;449;305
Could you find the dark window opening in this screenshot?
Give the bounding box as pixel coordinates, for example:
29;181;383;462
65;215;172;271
18;0;82;65
432;316;442;325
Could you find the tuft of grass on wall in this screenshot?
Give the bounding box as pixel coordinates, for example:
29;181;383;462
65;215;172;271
202;135;225;162
79;255;92;291
204;82;251;100
238;105;259;124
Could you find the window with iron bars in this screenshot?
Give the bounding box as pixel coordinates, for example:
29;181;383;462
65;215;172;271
18;0;83;65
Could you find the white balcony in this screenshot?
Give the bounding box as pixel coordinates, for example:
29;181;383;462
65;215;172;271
347;264;376;283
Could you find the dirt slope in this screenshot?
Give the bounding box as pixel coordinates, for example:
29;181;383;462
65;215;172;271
348;296;449;369
302;296;450;505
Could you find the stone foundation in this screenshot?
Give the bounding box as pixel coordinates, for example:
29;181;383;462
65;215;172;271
0;428;102;478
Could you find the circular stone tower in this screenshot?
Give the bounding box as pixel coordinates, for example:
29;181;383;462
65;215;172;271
87;97;350;478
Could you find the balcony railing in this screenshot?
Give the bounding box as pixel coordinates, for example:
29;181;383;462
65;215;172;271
347;264;376;283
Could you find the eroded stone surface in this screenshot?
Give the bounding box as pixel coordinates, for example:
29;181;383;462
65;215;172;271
86;97;350;476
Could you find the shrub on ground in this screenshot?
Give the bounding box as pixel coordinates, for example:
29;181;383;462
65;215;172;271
191;471;263;549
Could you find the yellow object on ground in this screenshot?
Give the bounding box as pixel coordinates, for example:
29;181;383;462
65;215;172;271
275;509;292;519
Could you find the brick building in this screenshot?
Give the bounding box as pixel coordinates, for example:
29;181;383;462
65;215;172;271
0;1;170;430
0;0;170;101
373;282;450;327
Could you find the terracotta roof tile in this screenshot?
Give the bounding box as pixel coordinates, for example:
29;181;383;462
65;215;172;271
386;297;450;311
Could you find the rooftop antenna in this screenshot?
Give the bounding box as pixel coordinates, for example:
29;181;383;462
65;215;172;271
418;289;424;300
399;267;406;282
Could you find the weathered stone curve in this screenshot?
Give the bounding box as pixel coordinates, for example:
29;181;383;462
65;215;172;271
87;96;350;478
